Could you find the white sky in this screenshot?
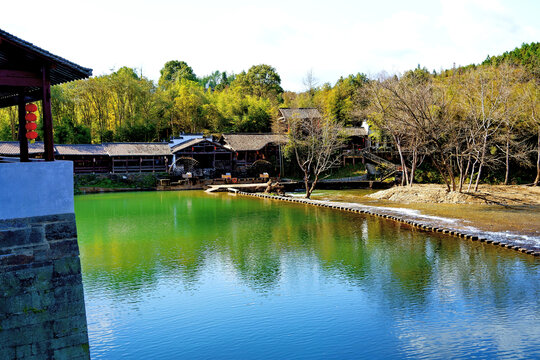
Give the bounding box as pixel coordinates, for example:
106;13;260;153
1;0;538;91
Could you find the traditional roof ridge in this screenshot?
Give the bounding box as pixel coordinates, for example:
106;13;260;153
0;28;92;77
171;138;230;152
221;133;288;151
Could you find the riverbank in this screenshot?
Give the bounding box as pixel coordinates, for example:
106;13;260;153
368;184;540;206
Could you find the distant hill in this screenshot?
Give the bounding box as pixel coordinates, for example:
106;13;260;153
482;42;539;76
438;42;539;77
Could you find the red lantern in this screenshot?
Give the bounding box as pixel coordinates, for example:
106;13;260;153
26;131;38;140
25;103;38;112
25;113;37;122
25;123;37;131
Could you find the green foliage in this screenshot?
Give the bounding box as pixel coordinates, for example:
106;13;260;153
234;64;283;101
74;173;162;192
482;42;540;77
54;117;91;144
199;70;235;90
325;163;366;179
159;60;197;88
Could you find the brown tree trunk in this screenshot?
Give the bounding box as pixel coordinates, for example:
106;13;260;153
534;127;540;186
504;136;510;185
307;176;319;199
409;150;417;187
304;173;311;199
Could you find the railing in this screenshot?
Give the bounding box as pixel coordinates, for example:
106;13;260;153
112;165;168;173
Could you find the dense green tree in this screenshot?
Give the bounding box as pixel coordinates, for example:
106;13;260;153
234;64;283;101
158;60;197;88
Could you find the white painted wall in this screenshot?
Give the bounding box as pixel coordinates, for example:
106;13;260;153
0;161;74;220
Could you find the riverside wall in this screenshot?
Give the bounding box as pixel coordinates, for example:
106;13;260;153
0;161;90;359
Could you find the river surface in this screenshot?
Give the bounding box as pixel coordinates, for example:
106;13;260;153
75;191;540;359
307;189;540;250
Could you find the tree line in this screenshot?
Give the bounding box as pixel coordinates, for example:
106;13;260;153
0;43;538;187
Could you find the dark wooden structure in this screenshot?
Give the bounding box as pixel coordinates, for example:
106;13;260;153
342;127;369;166
171;138;233;175
0;141;172;173
220;133;287;169
55;144;110;173
104;143;172;173
0;28;92;162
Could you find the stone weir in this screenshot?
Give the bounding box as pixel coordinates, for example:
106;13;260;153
0;161;90;359
234;191;540;258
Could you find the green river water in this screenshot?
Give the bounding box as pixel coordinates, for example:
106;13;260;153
75;191;540;359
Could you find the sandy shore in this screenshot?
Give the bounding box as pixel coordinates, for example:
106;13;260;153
368;184;540;207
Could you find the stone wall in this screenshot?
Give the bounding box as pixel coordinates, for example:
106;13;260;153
0;213;90;360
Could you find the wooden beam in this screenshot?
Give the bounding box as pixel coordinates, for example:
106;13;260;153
0;92;41;109
41;65;54;161
0;70;42;87
17;94;29;162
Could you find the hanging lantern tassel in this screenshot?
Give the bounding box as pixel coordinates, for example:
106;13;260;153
25;103;38;143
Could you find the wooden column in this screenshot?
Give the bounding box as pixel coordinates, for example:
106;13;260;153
41;66;54;161
17;94;29;162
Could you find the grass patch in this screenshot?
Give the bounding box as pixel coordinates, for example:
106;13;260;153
325;164;367;179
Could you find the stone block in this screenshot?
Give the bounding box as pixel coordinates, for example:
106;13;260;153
29;213;75;225
0;345;15;360
53;282;85;305
0;217;28;230
0;272;21;297
53;257;81;277
16;344;33;358
0;311;50;330
51;332;89;351
0;293;33;314
52;314;87;338
45;221;77;242
0;226;43;248
33;265;54;291
49;299;86;317
53;345;90;360
49;239;80;259
0;253;35;267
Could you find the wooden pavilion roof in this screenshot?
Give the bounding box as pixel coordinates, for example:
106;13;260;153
0;28;92;108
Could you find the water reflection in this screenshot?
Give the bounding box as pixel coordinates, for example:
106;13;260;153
75;191;540;359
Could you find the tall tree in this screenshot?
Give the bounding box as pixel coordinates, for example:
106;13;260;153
286;114;345;199
159;60;197;88
234;64;283;101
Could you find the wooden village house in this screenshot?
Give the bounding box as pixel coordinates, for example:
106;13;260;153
55;144;110;173
220;133;287;174
0;141;172;173
170;136;233;177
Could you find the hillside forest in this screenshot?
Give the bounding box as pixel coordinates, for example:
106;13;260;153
0;43;538;186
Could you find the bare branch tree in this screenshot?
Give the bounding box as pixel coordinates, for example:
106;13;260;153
287;114;345;198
